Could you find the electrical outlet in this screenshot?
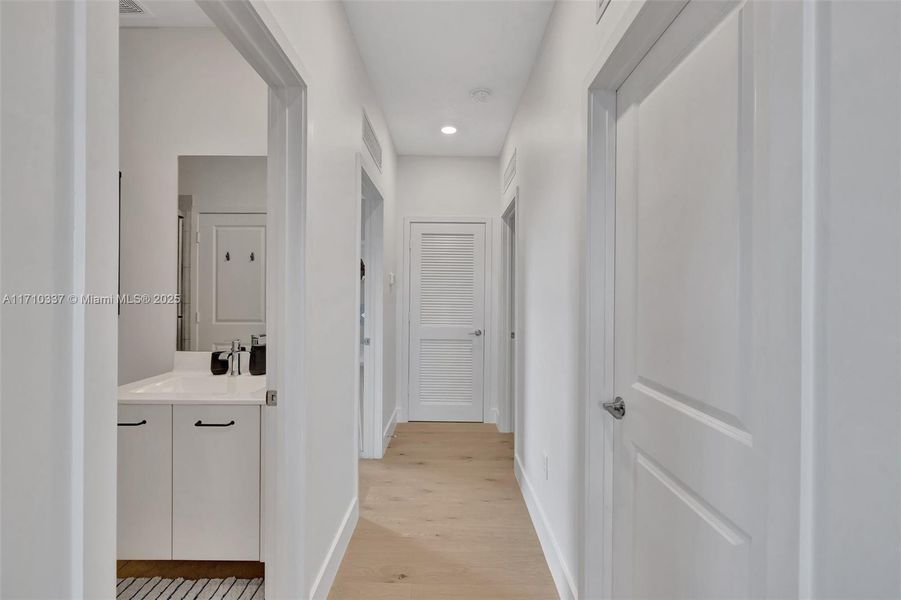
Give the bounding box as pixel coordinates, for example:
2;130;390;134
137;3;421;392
543;452;549;481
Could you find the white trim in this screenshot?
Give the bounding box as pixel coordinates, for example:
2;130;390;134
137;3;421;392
308;498;359;600
382;406;398;453
354;155;386;459
582;2;689;597
496;190;518;434
399;216;494;423
798;0;819;595
197;2;309;597
514;455;577;600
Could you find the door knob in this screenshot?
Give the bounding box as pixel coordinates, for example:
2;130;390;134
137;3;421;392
603;396;625;420
470;329;483;337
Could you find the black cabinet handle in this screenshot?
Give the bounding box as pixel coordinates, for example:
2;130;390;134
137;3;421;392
118;419;147;427
194;420;235;428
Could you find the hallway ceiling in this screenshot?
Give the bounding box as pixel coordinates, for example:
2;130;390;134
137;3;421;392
344;1;555;157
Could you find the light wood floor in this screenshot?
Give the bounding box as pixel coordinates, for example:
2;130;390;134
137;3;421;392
330;422;557;600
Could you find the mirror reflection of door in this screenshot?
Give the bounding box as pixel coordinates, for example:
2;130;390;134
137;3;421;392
197;213;266;351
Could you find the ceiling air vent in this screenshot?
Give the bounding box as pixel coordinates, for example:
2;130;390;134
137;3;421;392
362;110;383;172
503;149;517;192
119;0;146;15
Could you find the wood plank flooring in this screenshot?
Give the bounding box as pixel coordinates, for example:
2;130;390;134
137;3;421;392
330;423;557;600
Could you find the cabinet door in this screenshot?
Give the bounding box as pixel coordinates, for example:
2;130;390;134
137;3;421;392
172;405;260;560
117;404;172;559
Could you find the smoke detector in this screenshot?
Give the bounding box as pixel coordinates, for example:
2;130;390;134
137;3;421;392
470;88;492;103
119;0;147;15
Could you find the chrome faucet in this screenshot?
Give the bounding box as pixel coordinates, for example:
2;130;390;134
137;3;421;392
217;339;244;376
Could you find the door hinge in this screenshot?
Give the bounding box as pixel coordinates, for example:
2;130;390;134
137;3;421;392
510;331;515;340
195;231;200;244
266;389;278;406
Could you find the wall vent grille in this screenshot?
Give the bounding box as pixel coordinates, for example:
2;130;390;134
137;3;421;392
503;149;517;192
119;0;146;14
362;110;383;172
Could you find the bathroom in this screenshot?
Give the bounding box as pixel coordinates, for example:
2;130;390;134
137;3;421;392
116;23;270;592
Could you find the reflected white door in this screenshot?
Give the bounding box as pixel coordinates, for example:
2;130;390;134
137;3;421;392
612;2;781;597
197;213;266;351
409;222;486;422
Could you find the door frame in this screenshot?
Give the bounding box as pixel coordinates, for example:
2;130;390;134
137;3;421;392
197;2;309;597
399;216;494;423
498;192;518;434
582;4;688;592
583;0;809;597
354;154;387;458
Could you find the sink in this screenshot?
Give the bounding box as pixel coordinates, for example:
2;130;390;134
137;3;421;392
132;374;265;396
119;352;266;404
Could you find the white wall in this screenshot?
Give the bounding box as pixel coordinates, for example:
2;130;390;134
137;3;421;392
1;1;119;597
812;2;901;597
394;155;501;425
496;2;632;595
178;155;267;213
119;28;267;384
257;3;398;595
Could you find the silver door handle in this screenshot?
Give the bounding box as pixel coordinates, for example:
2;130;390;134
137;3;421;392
603;396;625;420
470;329;483;337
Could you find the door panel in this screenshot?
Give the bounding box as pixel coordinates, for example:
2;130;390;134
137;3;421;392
409;222;486;422
197;213;266;351
613;2;760;598
117;405;172;559
172;405;260;561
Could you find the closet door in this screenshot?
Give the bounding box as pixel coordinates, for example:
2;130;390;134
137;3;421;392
409;222;486;422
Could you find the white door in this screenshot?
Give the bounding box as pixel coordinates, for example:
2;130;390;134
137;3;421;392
611;2;786;597
197;213;266;351
409;222;486;422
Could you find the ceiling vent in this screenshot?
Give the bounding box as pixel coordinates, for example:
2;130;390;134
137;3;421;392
503;150;517;192
362;110;383;172
119;0;146;15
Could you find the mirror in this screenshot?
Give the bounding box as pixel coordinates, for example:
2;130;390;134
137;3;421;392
177;156;267;352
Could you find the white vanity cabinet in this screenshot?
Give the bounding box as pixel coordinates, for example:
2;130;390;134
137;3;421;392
117;405;173;559
172;405;261;560
116;398;261;561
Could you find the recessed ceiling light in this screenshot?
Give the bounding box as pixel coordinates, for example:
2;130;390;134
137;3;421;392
441;126;457;135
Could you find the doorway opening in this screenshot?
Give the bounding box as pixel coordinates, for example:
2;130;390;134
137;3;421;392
500;194;517;435
115;2;309;598
356;161;386;459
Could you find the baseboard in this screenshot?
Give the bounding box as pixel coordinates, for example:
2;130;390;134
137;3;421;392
396;405;408;423
309;497;359;600
383;406;398;452
488;407;499;424
514;455;578;600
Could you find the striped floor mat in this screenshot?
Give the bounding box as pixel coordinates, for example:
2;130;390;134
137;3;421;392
116;577;263;600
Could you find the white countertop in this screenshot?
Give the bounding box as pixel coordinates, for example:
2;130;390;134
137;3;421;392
118;351;266;405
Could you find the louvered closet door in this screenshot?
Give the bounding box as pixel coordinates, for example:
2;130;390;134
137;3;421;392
409;222;486;422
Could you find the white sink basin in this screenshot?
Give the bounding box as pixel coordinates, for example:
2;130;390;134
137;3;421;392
119;352;266;404
131;374;265;396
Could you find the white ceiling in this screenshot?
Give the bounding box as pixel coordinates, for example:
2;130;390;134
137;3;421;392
344;1;554;157
120;0;213;28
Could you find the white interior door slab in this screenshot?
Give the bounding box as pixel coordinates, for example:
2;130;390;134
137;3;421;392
611;2;778;597
197;213;266;351
409;222;486;422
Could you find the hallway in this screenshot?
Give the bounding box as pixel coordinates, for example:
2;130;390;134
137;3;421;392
330;424;557;599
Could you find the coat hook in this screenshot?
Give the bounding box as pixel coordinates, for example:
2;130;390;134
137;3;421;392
225;251;230;261
250;252;255;262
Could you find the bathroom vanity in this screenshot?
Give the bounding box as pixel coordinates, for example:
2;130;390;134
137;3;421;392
116;352;265;561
